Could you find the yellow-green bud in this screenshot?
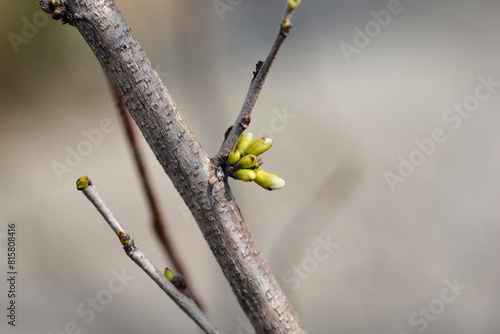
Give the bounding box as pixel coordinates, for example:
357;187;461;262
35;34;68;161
254;169;285;190
239;154;258;169
288;0;301;9
119;231;131;245
228;150;241;165
282;18;292;28
236;169;256;182
236;133;254;154
76;176;89;190
245;137;273;156
164;268;175;282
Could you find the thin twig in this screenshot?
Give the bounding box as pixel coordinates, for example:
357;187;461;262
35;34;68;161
76;176;220;334
213;3;298;165
108;80;204;311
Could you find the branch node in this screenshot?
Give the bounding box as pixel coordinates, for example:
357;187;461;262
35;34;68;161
216;167;225;181
119;231;136;255
252;60;264;80
165;267;187;291
241;115;251;128
39;0;74;25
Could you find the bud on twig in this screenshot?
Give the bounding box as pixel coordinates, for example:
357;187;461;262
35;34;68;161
245;137;273;156
235;133;254;154
254;169;285;190
288;0;301;9
239;154;258;169
236;169;257;182
228;150;241;165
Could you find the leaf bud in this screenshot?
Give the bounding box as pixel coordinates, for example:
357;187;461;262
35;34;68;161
227;150;241;165
245;137;273;156
164;268;175;282
235;133;254;154
254;169;285;190
288;0;301;9
239;154;258;169
236;169;257;182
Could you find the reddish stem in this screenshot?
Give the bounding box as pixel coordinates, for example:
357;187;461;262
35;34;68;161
109;80;204;311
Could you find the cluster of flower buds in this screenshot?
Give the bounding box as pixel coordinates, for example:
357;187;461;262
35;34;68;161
226;133;285;191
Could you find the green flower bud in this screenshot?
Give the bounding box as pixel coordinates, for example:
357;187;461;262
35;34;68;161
254;169;285;190
235;133;254;154
282;18;292;28
245;137;273;156
288;0;301;9
227;150;241;165
119;231;132;245
164;268;175;282
76;176;89;190
236;169;256;182
239;154;258;169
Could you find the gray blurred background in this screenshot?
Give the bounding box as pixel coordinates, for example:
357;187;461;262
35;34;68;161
1;1;499;333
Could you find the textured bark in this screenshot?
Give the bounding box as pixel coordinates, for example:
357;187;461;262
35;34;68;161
45;0;304;332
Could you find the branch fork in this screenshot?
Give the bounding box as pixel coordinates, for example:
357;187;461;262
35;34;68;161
46;0;305;332
76;176;220;333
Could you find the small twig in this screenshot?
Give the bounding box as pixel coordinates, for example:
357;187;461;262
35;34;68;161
213;3;298;165
108;81;204;311
76;176;220;334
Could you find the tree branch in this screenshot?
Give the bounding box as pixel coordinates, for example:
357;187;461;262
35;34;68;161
75;176;219;333
213;4;298;166
109;81;204;311
41;0;304;332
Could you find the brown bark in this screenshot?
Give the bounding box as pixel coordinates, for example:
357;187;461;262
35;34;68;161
41;1;304;332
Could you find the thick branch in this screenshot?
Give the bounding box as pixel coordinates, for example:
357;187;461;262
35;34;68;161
41;1;304;332
76;177;218;333
109;81;204;310
213;5;297;165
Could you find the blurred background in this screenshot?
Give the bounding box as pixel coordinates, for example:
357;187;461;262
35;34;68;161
1;0;499;333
